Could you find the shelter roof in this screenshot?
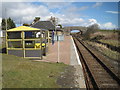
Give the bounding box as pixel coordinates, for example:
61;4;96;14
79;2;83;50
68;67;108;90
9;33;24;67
7;26;41;32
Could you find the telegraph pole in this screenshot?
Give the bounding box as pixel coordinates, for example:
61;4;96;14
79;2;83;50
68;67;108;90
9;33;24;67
5;8;7;30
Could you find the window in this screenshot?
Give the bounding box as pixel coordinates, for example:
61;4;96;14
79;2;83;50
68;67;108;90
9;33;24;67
7;32;22;39
8;41;22;48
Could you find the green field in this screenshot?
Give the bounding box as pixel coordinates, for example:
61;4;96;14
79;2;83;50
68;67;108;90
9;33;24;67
2;54;67;88
99;29;120;32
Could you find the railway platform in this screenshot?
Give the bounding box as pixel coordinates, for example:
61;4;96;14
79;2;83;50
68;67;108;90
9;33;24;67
35;35;86;88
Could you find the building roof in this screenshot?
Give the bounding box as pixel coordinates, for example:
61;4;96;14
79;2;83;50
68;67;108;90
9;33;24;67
31;21;55;30
7;26;41;32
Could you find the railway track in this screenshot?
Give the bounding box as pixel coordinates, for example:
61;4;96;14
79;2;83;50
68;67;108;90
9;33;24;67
73;36;120;89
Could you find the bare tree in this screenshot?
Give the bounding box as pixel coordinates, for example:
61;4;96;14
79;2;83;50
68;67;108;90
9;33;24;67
83;24;99;40
34;17;40;22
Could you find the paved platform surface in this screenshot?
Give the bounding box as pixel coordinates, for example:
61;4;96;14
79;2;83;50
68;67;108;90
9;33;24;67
34;36;86;88
39;36;71;64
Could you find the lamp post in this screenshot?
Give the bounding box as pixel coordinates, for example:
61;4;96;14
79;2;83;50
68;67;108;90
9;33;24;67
55;19;60;63
54;17;59;63
51;16;60;63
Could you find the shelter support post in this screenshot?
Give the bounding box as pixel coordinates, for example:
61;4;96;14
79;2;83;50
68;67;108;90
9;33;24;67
44;31;47;56
6;32;8;54
40;30;43;60
22;31;25;58
48;30;50;43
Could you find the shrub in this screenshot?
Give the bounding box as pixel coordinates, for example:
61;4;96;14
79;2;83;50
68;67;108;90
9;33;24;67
90;35;104;41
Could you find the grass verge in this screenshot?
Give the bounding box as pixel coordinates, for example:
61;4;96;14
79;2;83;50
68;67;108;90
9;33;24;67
2;54;68;88
99;39;119;47
86;41;119;61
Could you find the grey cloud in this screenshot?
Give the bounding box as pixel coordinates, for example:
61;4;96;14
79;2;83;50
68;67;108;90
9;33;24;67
2;2;51;24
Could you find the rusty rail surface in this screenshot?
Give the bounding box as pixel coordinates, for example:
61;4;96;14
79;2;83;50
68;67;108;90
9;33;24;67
73;36;120;89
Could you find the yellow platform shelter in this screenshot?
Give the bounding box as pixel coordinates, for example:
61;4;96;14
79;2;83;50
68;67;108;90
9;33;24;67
6;26;49;59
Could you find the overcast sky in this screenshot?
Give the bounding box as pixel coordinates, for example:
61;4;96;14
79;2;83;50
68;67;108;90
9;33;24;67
1;1;119;29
